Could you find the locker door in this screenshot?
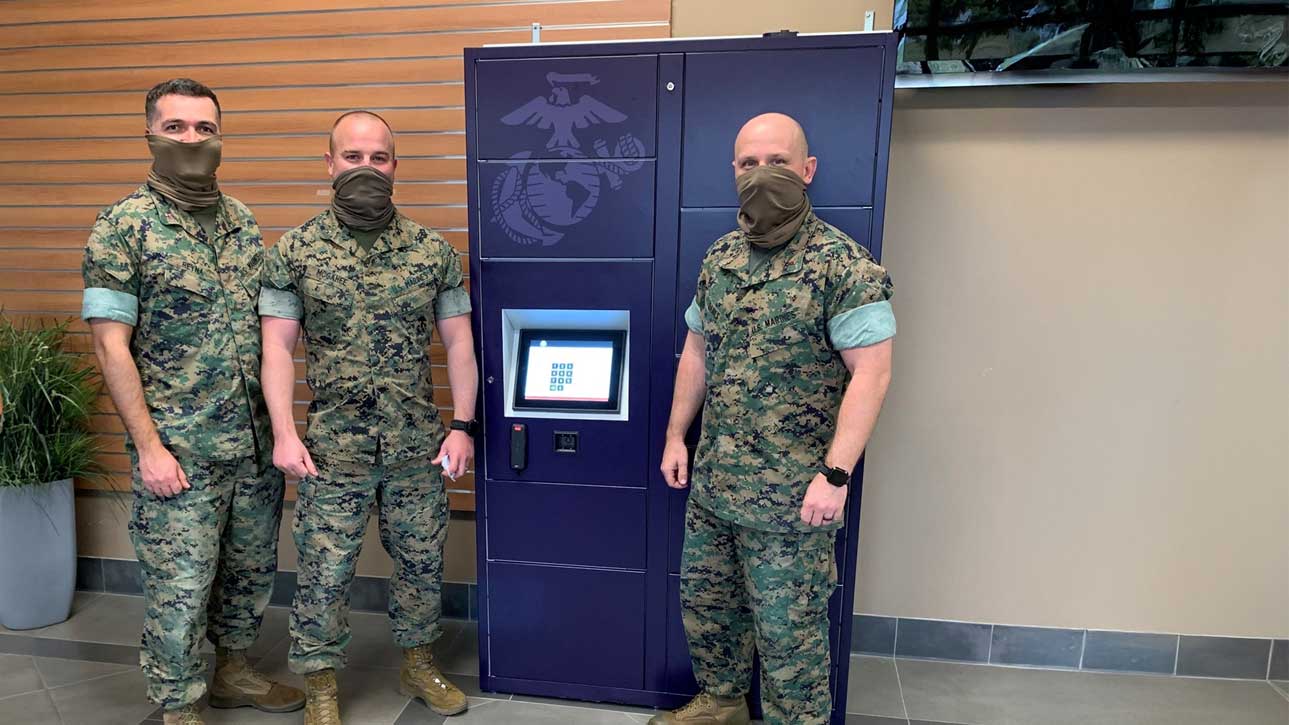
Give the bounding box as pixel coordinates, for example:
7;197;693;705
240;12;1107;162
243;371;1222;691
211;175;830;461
680;47;884;208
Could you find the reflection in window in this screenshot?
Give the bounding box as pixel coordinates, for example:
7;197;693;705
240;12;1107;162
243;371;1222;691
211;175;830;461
894;0;1289;74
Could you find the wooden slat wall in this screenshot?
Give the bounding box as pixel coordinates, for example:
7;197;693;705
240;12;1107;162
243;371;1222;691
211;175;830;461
0;0;671;510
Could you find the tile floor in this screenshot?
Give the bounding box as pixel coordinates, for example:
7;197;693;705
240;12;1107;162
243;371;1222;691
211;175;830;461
1;593;1286;725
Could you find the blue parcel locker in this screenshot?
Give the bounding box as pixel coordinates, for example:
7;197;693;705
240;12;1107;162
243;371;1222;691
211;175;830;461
466;32;897;723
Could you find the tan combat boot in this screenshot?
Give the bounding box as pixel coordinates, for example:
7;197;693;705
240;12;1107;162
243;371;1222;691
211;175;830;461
647;692;751;724
209;647;306;713
161;703;204;725
303;669;342;725
399;644;467;716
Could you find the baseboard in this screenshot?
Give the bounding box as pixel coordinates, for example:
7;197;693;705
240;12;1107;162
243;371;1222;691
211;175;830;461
852;613;1288;681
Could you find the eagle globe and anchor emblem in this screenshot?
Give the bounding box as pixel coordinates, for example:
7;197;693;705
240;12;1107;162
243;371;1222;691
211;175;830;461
490;71;647;247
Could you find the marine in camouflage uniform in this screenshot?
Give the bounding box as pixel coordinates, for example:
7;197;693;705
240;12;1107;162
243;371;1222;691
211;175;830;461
80;83;296;717
261;111;475;722
260;208;468;677
658;114;896;725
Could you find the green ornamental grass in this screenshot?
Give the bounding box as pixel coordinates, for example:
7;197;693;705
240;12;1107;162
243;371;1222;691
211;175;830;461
0;316;103;488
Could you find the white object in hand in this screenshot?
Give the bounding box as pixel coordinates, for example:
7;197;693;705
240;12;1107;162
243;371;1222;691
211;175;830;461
441;453;455;481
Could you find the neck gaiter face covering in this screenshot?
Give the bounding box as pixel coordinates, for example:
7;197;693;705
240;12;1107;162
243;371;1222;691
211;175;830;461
331;166;395;232
736;165;812;249
146;135;222;211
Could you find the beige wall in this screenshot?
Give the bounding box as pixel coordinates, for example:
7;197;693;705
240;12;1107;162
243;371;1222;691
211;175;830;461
672;0;891;37
675;1;1289;637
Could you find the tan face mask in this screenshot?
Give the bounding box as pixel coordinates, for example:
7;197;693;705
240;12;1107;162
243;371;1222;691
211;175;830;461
146;134;222;211
331;166;395;232
736;165;812;249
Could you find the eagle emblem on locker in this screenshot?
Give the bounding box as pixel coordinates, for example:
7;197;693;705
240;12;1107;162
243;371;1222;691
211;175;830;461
491;71;646;247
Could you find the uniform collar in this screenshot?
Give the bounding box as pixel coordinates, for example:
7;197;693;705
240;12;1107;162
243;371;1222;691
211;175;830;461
144;184;240;244
716;213;816;287
316;208;415;256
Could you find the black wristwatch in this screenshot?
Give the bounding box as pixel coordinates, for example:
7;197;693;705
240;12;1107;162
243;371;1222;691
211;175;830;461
818;465;850;487
449;419;479;436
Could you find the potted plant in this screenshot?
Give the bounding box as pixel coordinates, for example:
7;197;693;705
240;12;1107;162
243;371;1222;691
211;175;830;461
0;317;101;629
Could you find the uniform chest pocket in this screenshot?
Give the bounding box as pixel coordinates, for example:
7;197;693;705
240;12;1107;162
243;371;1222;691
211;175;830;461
140;265;219;344
158;264;219;301
397;285;434;313
299;276;351;306
746;321;812;359
383;277;436;315
741;320;834;375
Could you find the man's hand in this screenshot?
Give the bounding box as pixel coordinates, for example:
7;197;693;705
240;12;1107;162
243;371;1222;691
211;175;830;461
433;430;473;480
800;474;847;527
660;437;690;489
138;445;189;498
273;435;318;479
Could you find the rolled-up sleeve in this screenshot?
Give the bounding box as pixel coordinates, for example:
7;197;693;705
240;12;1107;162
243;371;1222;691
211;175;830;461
258;239;303;319
434;285;471;320
826;247;895;350
258;287;303;320
81;214;139;325
828;300;896;349
684;297;703;334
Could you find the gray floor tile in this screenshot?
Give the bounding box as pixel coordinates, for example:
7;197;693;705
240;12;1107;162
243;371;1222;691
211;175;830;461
23;592;143;646
511;691;655;716
897;657;1289;725
0;688;61;725
418;697;645;723
846;715;908;724
0;634;135;665
333;665;417;725
0;653;43;698
396;696;503;724
29;637;141;666
1271;680;1289;700
394;699;445;725
846;655;906;718
33;654;132;687
0;591;102;635
48;668;158;725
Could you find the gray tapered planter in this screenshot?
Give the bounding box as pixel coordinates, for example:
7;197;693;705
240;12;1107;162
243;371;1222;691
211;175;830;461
0;478;76;630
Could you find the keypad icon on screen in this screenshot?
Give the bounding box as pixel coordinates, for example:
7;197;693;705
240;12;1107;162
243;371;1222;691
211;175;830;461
549;362;575;392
